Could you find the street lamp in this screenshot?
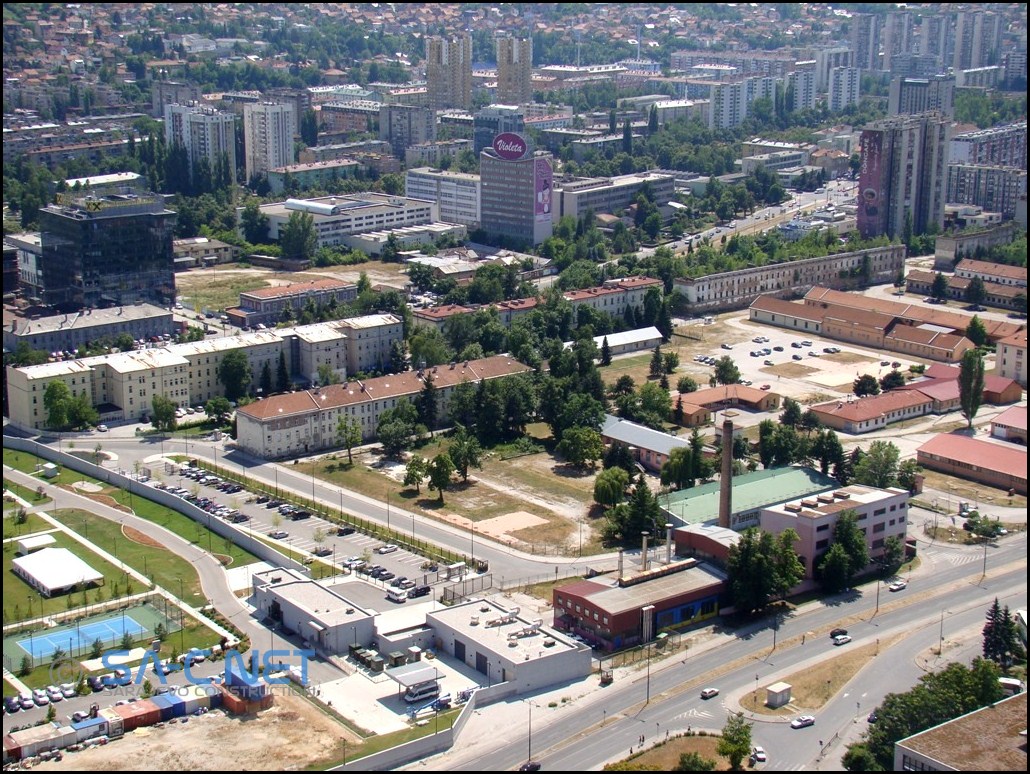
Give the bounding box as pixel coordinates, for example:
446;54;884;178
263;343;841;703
523;699;535;766
177;577;185;652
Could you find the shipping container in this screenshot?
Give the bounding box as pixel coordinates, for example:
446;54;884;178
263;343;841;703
70;717;108;742
200;684;223;710
3;735;22;763
164;691;188;718
113;699;161;732
218;684;247;714
98;707;124;737
149;694;176;722
181;684;211;715
9;723;74;759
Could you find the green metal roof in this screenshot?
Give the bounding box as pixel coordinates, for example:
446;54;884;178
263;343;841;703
662;466;838;526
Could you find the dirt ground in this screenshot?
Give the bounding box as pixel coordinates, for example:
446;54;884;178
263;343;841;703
32;693;354;771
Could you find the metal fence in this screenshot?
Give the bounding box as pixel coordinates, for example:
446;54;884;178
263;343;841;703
439;574;494;605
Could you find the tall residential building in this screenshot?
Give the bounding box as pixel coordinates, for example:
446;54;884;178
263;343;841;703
858;114;951;240
815;47;853;91
918;14;952;68
425;32;472;111
946;164;1027;219
882;11;917;72
151;80;202;118
496;33;534;106
39;193;176;308
850;13;882;71
164;103;237;185
473;104;525;155
828;67;861;113
243;102;295;182
709;76;778;130
378;104;436;159
887;75;955;118
950;122;1027;169
480;135;553;247
953;10;1003;71
788;69;816;112
405;167;481;227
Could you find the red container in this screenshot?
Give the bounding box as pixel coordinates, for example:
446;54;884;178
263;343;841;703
113;699;161;732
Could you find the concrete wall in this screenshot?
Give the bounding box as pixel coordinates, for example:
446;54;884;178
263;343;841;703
4;436;309;575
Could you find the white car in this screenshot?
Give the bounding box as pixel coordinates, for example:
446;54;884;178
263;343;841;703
888;580;907;592
268;530;289;540
751;746;767;763
700;687;719;699
96;424;109;432
791;715;816;729
60;683;77;699
377;544;399;554
833;634;852;646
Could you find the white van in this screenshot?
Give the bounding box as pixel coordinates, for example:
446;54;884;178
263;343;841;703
404;681;440;703
386;587;408;603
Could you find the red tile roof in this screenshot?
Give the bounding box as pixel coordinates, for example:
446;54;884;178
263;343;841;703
992;405;1027;432
809;390;931;423
918;433;1027;480
242;278;356;300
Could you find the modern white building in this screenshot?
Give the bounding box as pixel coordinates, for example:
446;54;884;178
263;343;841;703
12;547;104;597
243;102;295;182
709;76;779;130
405;168;482;227
828;67;861;113
553;172;675;221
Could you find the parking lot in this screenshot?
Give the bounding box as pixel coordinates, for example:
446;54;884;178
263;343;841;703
153;468;451;602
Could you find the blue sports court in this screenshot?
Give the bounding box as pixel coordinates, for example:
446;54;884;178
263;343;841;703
17;613;145;660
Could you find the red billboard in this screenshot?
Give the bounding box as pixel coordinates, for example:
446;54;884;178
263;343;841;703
493;132;528;160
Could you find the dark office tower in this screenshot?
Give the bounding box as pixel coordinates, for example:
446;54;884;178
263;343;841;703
379;104;436;159
39;193;176;309
426;32;472;111
473;104;525;155
857;114;950;241
953;11;1003;71
849;13;881;71
480;135;553;247
496;33;533;106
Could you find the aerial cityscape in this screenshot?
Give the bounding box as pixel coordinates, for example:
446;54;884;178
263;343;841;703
2;2;1027;771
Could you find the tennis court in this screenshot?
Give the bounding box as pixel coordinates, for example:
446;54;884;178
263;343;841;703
3;600;178;668
16;613;145;660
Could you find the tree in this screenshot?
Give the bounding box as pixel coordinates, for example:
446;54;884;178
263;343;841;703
770;528;805;601
662;352;679;374
677;376;698;394
558;427;604;468
931;271;949;302
726;528;775;615
649;344;664;378
660;446;695;490
599;336;612;366
879;370;906;391
817;542;852;594
240;199;269;243
881;534;904;573
594;467;630;508
818;510;869;592
377;399;425;456
205;396;232;422
965;276;987;308
279;210;317;262
336;416;362;464
714;355;740;385
896;459;921;493
218;349;252;401
448;425;483;482
44;381;71;429
958;348;985;429
317;362;341;386
260;360;273;395
276;351;290;392
403;455;428;494
841;743;879;772
427;454;455;503
757;419;776;469
417;375;439;434
603;441;636;474
853;374;881;396
965;315;988;347
779;397;803;427
853;441;900;488
716;713;753;771
151;394;178;432
674;752;716;771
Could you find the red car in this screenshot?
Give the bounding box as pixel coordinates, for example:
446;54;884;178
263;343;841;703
760;384;771;391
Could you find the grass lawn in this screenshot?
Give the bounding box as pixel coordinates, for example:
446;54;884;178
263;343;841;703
175;272;272;313
3;479;51;508
4;449;99;486
2;530;138;624
608;732;732;771
738;632;906;714
919;468;1027;510
2;510;53;539
49;509;206;607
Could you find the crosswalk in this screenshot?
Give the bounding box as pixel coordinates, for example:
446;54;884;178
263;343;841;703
920;544;980;568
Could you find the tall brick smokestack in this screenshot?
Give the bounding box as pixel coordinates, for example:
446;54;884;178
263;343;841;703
719;414;735;528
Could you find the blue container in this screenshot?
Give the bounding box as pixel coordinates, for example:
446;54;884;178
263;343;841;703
165;691;188;718
150;694;176;722
201;684;223;709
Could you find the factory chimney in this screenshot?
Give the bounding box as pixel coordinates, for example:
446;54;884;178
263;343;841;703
718;412;737;528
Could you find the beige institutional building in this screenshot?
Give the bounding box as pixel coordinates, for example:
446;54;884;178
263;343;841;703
236;355;533;459
6;315;402;430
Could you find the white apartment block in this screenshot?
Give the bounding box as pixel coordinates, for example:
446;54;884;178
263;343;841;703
788;70;817;112
815;47;853;91
255;195;438;249
243;102;295;182
995;332;1027;388
710;76;779;130
828;67;861;113
5;316;403;430
164;103;238;185
405;168;482;227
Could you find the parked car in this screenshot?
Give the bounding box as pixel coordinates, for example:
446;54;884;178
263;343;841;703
880;360;891;366
792;354;803;361
313;546;332;557
268;530;289;540
337;526;356;536
60;683;77;699
791;715;816;729
377;544;399;554
722;344;733;350
791;342;804;348
378;571;396;581
800;340;813;347
96;424;109;432
87;676;105;692
32;689;50;706
773;346;784;352
4;697;20;714
760;384;771;391
700;687;720;699
409;585;432;598
764;359;774;366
